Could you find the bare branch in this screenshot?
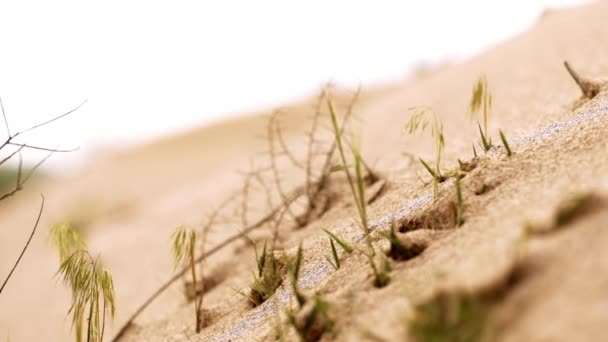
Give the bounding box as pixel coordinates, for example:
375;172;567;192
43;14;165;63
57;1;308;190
0;145;24;166
0;96;10;137
305;87;327;204
0;195;45;294
274;117;304;169
7;142;78;153
15;100;87;138
267;111;299;224
0;150;55;202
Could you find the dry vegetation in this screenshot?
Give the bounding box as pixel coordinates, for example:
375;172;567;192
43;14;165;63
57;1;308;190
2;3;608;342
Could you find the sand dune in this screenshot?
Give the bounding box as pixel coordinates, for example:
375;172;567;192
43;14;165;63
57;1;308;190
1;2;608;341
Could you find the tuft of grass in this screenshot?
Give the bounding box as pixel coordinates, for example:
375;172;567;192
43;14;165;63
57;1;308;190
171;226;204;332
383;221;427;261
454;176;465;226
469;76;493;152
286;295;336;342
408;291;491;342
405;107;446;197
241;241;283;307
498;129;512;157
50;223;115;342
285;243;335;342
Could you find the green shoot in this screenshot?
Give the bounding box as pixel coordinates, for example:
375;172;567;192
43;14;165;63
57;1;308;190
322;229;354;254
454;176;465;226
286;295;335;342
383;221;427;261
50;223;115;342
243;241;282;306
171;226;204;332
328;99;373;255
367;251;391;288
470;76;493;152
285;243;335;341
498;129;512;157
256;241;268;278
289;243;306;307
324;239;341;270
405;107;446;197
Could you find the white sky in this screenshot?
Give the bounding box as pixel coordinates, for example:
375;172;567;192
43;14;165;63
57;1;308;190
0;0;587;169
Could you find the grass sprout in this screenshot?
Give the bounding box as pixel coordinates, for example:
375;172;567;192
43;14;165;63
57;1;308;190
454;176;465;226
470;76;493;152
50;223;115;342
286;295;335;342
383;221;427;261
241;241;283;307
323;229;354;270
498;129;512;157
405;107;446;197
367;249;391;288
328;99;373;254
285;243;335;341
289;243;306;307
324;238;341;270
323;228;354;254
171;226;204;332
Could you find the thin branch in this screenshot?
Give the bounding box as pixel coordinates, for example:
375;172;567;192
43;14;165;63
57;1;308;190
274;118;304;170
0;195;45;294
240;171;252;229
7;142;78;153
0;150;55;202
15;100;87;138
305;88;327;205
267;111;299;224
0;145;24;166
0;96;10;137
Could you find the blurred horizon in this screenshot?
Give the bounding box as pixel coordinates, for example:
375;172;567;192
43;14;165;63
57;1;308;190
0;0;589;171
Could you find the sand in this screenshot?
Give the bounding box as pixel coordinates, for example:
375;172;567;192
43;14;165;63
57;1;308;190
1;2;608;341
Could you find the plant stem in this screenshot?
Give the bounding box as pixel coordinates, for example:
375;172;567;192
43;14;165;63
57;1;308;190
189;243;201;332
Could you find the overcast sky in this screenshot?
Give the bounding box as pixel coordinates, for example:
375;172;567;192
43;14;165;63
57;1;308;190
0;0;587;168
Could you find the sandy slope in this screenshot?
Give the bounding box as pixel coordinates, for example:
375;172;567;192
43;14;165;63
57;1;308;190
1;2;608;341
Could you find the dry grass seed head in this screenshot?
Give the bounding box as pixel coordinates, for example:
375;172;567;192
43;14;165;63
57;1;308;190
52;224;116;342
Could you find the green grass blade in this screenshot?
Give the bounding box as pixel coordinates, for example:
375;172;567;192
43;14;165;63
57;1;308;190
455;176;464;226
477;121;492;151
329;238;340;269
499;129;512;157
418;157;438;179
328;99;364;222
322;229;353;254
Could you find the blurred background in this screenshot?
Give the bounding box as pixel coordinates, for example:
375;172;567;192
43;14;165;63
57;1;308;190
0;0;589;171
